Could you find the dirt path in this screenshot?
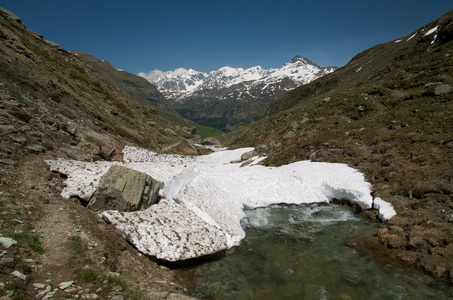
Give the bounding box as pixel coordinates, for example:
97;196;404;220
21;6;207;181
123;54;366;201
0;154;196;299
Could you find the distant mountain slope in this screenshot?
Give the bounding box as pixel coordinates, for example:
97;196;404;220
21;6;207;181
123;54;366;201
224;10;453;283
74;52;176;113
140;56;336;131
74;52;222;137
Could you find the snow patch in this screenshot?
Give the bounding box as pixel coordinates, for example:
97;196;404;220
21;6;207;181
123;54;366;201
424;25;439;36
46;146;395;261
373;197;397;221
406;33;417;41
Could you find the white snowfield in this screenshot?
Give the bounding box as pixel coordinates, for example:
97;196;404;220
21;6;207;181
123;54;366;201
46;146;396;261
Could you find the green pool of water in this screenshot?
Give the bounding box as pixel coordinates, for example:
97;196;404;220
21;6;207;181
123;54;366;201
178;203;453;299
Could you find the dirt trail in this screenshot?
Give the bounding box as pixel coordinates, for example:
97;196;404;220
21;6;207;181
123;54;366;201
0;154;196;299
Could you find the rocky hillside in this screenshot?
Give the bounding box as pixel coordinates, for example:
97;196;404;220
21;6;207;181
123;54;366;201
142;56;336;132
224;10;453;283
0;7;202;299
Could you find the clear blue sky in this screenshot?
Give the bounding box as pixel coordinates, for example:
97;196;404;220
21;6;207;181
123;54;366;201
1;0;451;74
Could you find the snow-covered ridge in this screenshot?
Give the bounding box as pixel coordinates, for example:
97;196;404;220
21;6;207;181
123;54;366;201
46;146;395;261
138;56;336;102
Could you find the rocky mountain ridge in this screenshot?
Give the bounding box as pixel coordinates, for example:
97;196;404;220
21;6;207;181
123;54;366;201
141;56;336;131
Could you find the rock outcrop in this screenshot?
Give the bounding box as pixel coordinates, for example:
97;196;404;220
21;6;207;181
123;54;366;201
88;165;162;212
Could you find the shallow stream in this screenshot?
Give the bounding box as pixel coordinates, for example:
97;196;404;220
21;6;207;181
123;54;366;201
177;203;453;299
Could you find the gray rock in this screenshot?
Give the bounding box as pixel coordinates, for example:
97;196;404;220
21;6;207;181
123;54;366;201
201;137;221;146
164;128;176;136
26;144;45;154
0;112;9;125
88;165;162;212
329;148;342;155
58;281;74;290
0;237;17;248
10;136;27;144
0;125;18;134
27;29;44;39
37;285;52;298
1;257;14;263
8;106;31;123
167;293;199;300
389;124;402;130
11;270;26;280
42;291;57;300
0;7;22;23
291;120;300;130
0;159;18;167
241;150;258;161
435;84;453;96
33;283;46;289
181;126;197;135
283;131;295;139
45;40;67;53
268;141;281;149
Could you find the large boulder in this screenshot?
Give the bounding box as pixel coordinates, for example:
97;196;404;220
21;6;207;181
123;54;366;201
88;165;162;212
201;137;221;146
435;84;453;96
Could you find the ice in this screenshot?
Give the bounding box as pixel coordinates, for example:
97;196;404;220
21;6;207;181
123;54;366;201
46;146;396;261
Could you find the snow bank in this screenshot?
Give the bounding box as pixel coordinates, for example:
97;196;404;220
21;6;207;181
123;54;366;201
46;146;396;261
373;197;397;221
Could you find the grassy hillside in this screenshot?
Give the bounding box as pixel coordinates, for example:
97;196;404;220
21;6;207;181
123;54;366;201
224;10;453;283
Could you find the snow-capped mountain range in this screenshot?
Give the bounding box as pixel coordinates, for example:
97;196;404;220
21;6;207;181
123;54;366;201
138;56;336;132
139;56;336;103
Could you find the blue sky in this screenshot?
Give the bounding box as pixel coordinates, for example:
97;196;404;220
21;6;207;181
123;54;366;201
1;1;451;74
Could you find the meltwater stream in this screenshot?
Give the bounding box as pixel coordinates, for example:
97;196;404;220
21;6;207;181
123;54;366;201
177;204;453;299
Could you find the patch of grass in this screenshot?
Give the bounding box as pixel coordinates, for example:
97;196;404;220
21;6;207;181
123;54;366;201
5;281;27;300
107;275;147;300
8;230;44;254
77;267;99;283
197;125;224;139
68;236;103;284
68;235;83;255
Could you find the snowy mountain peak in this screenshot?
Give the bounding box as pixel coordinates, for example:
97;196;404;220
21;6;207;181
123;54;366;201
284;56;317;68
290;55;306;63
140;56;336;102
